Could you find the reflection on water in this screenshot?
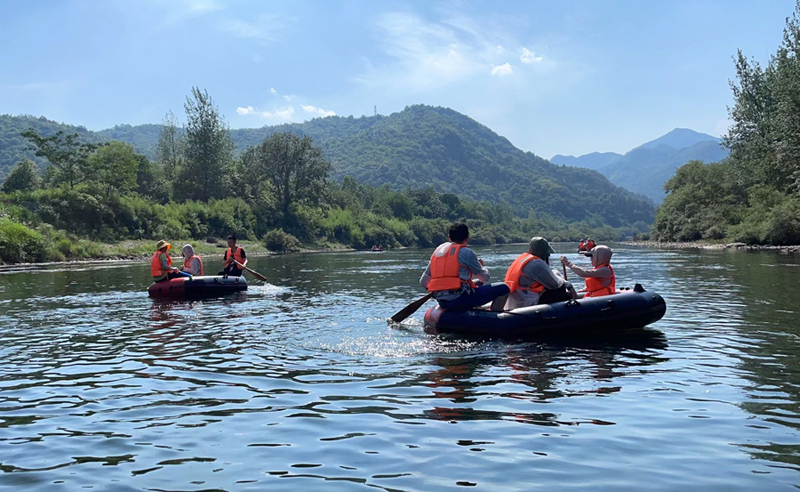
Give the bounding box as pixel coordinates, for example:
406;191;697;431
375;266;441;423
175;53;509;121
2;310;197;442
0;245;799;490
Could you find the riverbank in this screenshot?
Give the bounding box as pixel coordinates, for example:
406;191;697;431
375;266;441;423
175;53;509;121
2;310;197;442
0;238;356;272
624;241;800;253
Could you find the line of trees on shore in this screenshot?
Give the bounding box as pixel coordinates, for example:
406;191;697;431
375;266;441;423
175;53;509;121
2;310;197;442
652;4;800;245
0;88;645;264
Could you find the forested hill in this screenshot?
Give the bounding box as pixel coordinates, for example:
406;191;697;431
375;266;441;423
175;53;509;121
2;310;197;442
0;106;655;226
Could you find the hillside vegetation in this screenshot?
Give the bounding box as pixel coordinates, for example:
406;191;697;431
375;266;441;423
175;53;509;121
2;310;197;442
0;91;652;264
1;106;655;229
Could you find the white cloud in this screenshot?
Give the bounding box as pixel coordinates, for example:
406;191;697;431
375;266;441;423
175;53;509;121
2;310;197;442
270;87;277;94
302;105;336;117
491;63;513;76
144;0;223;29
359;12;501;90
236;105;295;120
358;10;545;92
272;107;295;119
520;48;543;64
219;14;288;42
282;94;296;102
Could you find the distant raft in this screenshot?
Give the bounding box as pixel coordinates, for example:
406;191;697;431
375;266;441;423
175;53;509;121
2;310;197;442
147;275;247;299
423;284;666;337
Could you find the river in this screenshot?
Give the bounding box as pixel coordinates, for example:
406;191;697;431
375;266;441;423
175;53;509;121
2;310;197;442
0;244;799;491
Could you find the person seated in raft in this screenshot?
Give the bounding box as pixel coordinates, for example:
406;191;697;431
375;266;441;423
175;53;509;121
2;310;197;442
218;233;246;277
180;244;204;276
419;222;510;311
578;238;587;251
560;245;616;297
585;238;596;251
504;237;575;310
151;240;191;282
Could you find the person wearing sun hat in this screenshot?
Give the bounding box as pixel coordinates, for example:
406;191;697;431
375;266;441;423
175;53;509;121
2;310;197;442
503;237;573;310
150;240;189;282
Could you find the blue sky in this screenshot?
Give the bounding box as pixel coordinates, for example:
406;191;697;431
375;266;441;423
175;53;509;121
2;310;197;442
0;0;796;158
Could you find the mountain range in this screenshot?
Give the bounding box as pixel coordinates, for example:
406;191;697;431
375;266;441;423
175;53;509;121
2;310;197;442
551;128;729;203
0;106;655;228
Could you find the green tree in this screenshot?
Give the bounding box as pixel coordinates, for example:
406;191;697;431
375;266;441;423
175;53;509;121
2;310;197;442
136;155;171;203
178;87;235;202
241;132;331;229
1;158;40;193
87;141;139;197
20;129;100;189
155;110;185;182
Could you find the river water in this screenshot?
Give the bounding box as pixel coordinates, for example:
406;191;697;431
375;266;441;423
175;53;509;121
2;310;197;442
0;244;799;491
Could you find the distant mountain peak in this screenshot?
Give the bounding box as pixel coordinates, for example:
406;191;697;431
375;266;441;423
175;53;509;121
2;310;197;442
636;128;720;151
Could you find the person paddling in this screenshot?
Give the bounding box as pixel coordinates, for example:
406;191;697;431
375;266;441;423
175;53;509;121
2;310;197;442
219;233;246;277
504;237;575;310
561;245;616;297
151;240;190;282
419;222;509;311
180;244;204;276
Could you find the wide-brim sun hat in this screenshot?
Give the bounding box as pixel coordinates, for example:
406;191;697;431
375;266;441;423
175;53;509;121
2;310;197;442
156;240;172;251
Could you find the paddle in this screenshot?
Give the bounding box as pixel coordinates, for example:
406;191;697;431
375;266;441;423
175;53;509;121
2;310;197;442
234;260;269;283
390;293;434;323
562;264;568;280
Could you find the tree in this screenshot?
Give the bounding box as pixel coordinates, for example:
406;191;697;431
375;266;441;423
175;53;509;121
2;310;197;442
136;154;171;203
87;141;139;197
242;132;330;228
178;88;235;202
20;129;100;189
1;159;40;193
155;110;185;183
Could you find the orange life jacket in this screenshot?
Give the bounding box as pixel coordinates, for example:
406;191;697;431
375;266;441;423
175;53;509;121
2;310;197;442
151;251;172;278
426;243;475;292
584;265;616;297
225;247;244;268
504;253;546;294
183;255;204;275
579;241;586;250
586;240;596;249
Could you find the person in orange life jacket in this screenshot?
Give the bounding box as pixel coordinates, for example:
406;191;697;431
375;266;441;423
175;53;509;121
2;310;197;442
219;233;246;276
585;238;596;250
151;240;191;282
180;244;204;276
504;237;575;310
560;245;616;297
419;222;510;311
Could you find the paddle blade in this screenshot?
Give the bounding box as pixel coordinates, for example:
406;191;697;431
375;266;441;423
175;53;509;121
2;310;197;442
235;261;269;283
390;293;434;323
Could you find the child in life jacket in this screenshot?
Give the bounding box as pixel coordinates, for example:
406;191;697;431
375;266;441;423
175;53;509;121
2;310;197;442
560;245;616;297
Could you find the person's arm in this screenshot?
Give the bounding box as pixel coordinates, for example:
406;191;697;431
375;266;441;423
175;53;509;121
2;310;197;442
523;260;564;290
419;261;432;289
160;253;178;272
459;248;490;284
561;257;612;279
190;257;201;275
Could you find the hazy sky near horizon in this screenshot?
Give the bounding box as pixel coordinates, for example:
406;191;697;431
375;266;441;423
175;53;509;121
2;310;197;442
0;0;796;158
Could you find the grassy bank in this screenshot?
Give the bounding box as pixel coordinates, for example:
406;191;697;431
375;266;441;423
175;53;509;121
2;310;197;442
624;240;800;253
0;218;361;265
